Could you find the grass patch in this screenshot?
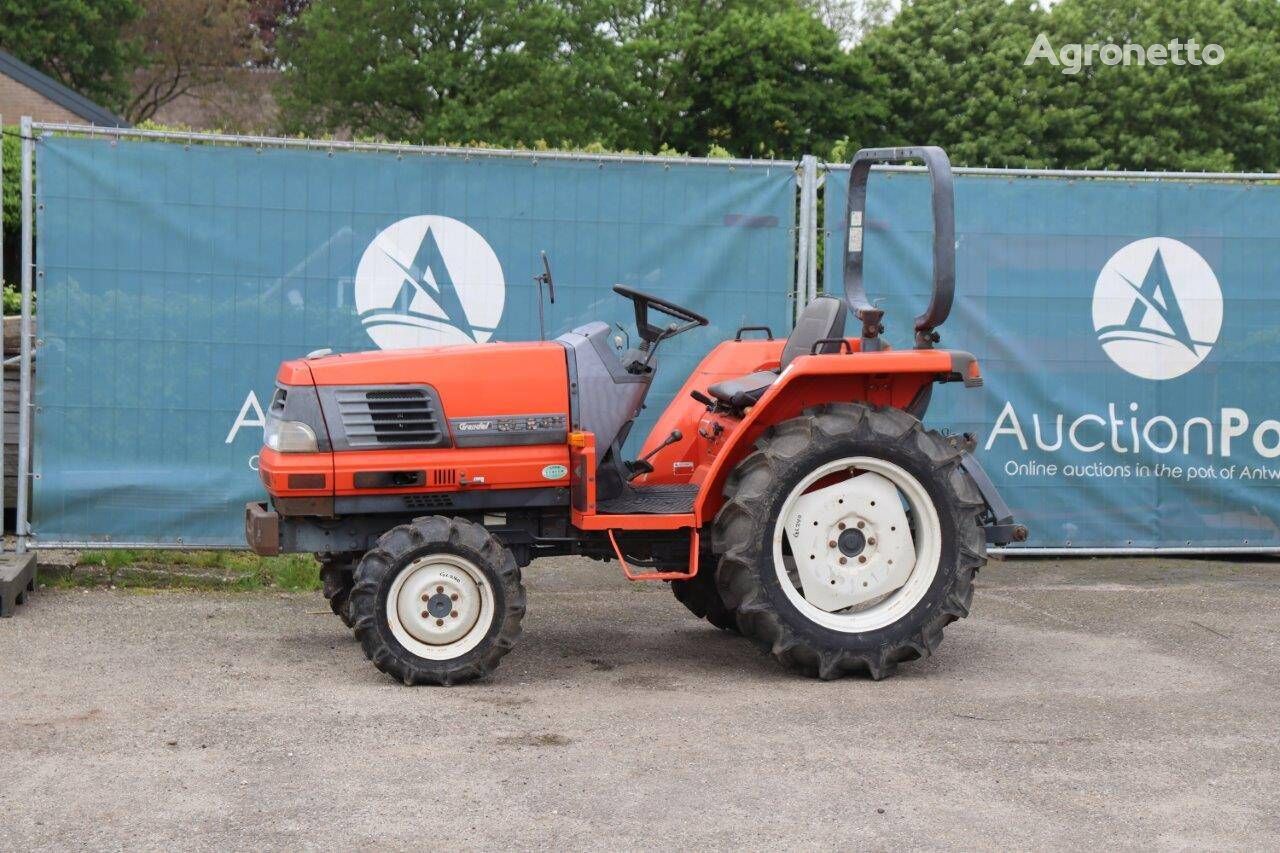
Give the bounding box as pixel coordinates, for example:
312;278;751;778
51;550;322;592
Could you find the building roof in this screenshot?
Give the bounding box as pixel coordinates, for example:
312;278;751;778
0;48;129;127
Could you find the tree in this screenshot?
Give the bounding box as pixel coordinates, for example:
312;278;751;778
249;0;312;61
125;0;259;124
276;0;629;147
2;127;18;290
849;0;1280;171
277;0;877;158
806;0;897;47
1042;0;1280;171
609;0;882;158
851;0;1065;167
0;0;142;113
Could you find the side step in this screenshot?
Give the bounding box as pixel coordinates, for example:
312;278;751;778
608;528;700;581
0;551;37;617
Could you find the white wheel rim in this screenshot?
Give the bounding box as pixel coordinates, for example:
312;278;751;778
772;456;941;633
386;554;495;661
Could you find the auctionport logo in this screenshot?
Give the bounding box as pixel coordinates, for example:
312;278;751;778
1025;34;1225;75
1092;238;1223;381
354;215;506;350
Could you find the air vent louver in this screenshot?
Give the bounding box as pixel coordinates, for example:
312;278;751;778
337;387;443;448
404;494;454;510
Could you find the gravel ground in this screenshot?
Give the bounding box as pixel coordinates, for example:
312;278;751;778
2;556;1278;850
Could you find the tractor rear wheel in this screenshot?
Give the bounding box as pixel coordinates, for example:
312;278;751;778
349;516;525;686
318;555;356;629
713;403;986;680
671;557;738;632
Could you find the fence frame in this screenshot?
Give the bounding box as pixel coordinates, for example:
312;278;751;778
820;159;1280;556
18;120;805;549
16;116;34;554
15;119;1280;554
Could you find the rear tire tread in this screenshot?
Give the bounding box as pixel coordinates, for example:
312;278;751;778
714;402;987;680
670;560;739;633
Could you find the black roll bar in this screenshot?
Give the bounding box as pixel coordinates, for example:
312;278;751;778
843;146;955;350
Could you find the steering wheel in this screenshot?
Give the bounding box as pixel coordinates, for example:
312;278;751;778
612;284;709;344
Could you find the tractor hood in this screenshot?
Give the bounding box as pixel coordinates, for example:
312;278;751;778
276;341;571;423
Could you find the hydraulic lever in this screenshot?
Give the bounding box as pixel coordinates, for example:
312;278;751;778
626;429;682;480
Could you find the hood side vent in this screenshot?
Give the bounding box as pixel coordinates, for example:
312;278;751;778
335;387;444;448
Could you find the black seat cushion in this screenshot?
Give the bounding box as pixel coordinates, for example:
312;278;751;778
708;297;848;408
707;370;779;408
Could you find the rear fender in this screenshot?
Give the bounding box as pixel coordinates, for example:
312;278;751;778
632;337;785;484
692;347;979;522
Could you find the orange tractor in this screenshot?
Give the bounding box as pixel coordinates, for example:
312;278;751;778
246;146;1026;684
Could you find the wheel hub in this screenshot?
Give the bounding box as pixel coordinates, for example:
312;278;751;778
394;563;483;647
837;527;866;557
426;593;453;618
781;469;918;612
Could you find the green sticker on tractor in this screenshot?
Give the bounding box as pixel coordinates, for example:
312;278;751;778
541;464;568;480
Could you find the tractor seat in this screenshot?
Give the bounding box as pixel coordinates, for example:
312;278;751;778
708;296;847;408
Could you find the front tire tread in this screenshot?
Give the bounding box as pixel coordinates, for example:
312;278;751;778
349;515;525;686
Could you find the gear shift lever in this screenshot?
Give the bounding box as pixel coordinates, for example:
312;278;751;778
626;429;683;480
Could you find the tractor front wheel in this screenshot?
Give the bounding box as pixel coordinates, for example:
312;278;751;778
318;555;357;629
713;403;987;680
349;516;526;686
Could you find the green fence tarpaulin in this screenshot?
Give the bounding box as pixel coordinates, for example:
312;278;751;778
34;136;796;546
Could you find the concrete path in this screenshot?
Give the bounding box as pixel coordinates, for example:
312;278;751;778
2;557;1277;850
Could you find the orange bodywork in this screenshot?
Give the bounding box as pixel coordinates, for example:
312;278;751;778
633;338;975;521
262;342;571;500
297;341;569;412
259;446;334;494
257;335;978;580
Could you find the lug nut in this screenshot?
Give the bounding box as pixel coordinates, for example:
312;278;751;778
421;593;429;602
420;611;429;619
837;522;846;530
867;538;876;546
857;521;865;529
450;593;459;601
858;555;867;564
828;540;837;548
451;610;458;618
435;619;444;627
839;557;847;565
436;586;444;593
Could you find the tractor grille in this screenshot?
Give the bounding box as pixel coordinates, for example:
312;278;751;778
336;387;444;448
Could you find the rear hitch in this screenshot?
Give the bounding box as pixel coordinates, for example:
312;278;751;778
958;452;1029;546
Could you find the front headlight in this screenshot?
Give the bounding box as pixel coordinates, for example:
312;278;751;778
265;418;318;453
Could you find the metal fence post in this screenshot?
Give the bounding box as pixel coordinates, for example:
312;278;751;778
795;155;818;310
794;163;810;314
806;160;819;303
16;116;33;554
